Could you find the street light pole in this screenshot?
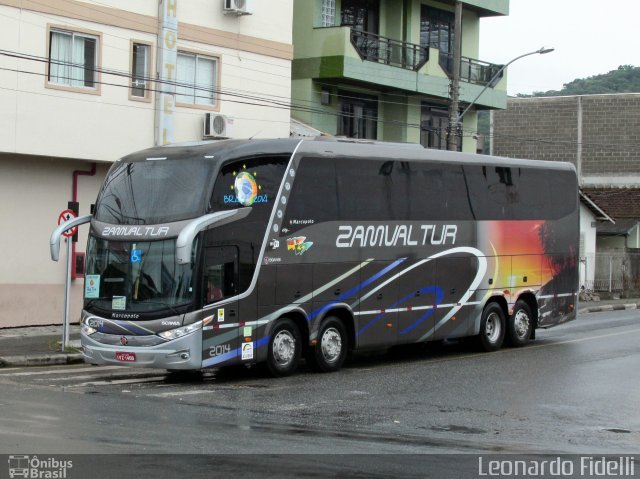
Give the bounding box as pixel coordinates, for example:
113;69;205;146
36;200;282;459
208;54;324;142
448;46;554;151
458;47;554;122
446;1;463;151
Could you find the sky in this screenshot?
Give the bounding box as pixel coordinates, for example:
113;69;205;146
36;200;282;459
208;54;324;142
479;0;640;96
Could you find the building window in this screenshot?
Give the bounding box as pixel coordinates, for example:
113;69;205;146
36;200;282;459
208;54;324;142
321;0;336;27
421;104;460;151
176;52;218;106
341;0;379;34
337;91;378;139
48;29;98;88
131;42;150;99
420;6;455;53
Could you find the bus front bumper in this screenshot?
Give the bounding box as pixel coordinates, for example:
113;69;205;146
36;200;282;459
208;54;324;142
81;329;203;370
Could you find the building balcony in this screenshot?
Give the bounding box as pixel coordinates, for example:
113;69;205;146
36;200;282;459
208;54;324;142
438;52;504;86
293;26;507;110
349;29;429;72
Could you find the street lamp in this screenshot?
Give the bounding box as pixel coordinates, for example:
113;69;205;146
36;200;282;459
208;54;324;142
457;46;555;122
446;46;554;150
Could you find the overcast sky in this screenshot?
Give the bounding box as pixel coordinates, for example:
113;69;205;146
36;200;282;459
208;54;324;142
479;0;640;96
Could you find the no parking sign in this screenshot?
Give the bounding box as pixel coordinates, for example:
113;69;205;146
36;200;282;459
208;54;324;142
58;209;78;238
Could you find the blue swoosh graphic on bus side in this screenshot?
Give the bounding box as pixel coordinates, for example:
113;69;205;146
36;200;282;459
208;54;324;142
202;348;237;367
400;286;444;334
356;285;443;337
308;257;407;322
398;286;444;335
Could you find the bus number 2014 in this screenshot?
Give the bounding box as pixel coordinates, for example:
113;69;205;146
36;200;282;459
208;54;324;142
209;345;231;357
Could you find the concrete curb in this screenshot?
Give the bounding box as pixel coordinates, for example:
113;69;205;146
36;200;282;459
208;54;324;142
0;353;84;368
578;303;640;314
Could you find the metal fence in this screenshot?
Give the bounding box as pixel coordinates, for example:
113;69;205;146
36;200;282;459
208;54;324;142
581;251;640;296
350;29;429;71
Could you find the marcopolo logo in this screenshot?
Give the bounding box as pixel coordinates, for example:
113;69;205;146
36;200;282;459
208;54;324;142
8;455;73;478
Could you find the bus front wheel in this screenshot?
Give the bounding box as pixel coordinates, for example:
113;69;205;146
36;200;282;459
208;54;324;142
307;317;347;373
266;318;301;377
477;303;505;352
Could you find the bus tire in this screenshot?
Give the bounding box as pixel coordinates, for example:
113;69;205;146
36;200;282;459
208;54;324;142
507;300;534;347
476;303;505;352
266;318;301;377
307;317;347;373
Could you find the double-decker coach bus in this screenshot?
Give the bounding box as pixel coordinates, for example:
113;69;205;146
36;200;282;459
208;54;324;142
51;138;578;376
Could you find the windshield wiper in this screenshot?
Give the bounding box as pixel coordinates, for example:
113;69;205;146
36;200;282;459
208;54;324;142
85;297;186;318
84;296;115;310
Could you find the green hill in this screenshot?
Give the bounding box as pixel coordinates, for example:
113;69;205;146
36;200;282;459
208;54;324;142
519;65;640;97
476;65;640;152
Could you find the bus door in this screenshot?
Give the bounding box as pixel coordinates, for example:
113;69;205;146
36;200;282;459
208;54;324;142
202;245;243;365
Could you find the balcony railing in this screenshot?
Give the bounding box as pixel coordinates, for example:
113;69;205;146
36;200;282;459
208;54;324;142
348;29;502;86
439;52;504;86
350;29;429;72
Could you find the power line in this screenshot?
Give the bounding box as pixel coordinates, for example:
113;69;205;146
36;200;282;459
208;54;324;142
0;48;438;130
0;62;427;132
2;49;639;153
0;4;450;98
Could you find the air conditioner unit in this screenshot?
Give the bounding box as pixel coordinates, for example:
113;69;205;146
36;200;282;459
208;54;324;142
204;113;234;139
223;0;254;15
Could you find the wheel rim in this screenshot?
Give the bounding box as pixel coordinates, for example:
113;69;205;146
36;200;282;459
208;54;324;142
272;330;296;367
513;309;530;339
485;312;502;343
320;327;342;363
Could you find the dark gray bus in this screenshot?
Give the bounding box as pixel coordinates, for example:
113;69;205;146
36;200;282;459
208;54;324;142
63;138;578;376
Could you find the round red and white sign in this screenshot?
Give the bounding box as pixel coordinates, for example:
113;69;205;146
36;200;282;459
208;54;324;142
58;209;78;237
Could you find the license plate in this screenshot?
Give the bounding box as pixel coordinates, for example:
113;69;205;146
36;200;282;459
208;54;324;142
115;352;136;362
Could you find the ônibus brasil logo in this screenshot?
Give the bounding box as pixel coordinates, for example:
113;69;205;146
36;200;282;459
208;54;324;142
8;455;73;478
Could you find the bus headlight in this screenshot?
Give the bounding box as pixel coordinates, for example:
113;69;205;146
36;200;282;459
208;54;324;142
81;323;98;336
158;320;203;341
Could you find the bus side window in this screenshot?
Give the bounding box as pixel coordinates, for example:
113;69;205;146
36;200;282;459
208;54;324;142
203;246;238;304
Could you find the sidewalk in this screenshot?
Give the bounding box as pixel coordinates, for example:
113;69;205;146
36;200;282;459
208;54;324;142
577;297;640;314
1;298;639;368
0;324;83;367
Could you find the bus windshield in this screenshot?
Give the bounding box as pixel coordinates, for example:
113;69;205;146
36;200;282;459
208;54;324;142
94;158;216;225
84;236;194;314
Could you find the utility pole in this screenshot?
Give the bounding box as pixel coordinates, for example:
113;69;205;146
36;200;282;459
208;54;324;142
446;0;463;151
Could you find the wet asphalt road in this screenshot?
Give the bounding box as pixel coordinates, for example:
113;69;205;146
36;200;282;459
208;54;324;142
0;310;638;476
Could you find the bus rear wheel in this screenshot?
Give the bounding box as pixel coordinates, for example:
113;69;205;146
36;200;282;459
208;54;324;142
476;303;505;352
507;300;534;347
266;318;301;377
306;317;347;373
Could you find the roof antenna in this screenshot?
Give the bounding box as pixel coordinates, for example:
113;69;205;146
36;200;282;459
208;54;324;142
249;131;261;140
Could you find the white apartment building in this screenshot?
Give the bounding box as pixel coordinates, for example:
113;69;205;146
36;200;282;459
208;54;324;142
0;0;294;327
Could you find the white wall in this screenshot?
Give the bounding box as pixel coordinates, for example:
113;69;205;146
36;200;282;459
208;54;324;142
0;1;293;162
579;204;597;288
0;0;294;326
0;155;110;327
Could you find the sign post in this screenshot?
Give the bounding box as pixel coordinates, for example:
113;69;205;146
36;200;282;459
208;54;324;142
58;209;77;351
